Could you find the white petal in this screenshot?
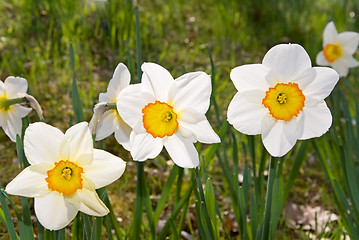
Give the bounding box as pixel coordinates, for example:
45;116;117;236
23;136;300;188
178;119;220;144
95;110;118;141
293;68;316;90
323;22;338;46
178;108;206;123
130;131;163;161
5;164;50;197
114;121;132;151
106;63;131;100
339;31;359;54
227;91;267;135
4;77;28;98
164;133;199;168
24;122;64;165
0;80;4;95
261;116;299;157
76;188;109;216
84;149;126;189
170;72;211;114
141;62;174;102
331;60;349;77
98;92;109;103
298;101;332;140
230;64;270;92
34;192;79;230
339;52;359;68
117;84;148;128
316;51;330;66
301;67;339;100
1;106;29;142
65;122;93;165
262;44;312;81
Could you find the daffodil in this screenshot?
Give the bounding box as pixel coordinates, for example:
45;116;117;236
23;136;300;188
5;122;126;230
0;76;32;142
116;62;220;168
316;21;359;77
228;44;339;157
90;63;132;150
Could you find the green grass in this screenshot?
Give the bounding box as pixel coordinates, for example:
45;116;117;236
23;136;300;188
1;0;359;239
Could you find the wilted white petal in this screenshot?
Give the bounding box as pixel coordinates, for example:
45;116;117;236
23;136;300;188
164;133;199;168
84;149;126;189
5;164;50;197
35;192;78;231
24;122;64;165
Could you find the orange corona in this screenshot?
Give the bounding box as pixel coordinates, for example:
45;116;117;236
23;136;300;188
45;160;83;196
142;101;179;138
262;82;305;121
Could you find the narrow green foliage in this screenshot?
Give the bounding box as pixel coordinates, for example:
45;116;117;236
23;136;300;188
69;43;85;123
0;186;18;240
154;165;179;223
261;156;278;240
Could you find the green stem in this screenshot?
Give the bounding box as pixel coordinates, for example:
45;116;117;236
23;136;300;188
132;162;144;240
134;5;142;84
261;156;278;240
106;103;117;109
194;168;215;240
0;97;28;110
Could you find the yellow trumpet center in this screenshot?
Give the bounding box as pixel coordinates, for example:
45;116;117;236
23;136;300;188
323;44;342;63
45;160;83;196
142;101;179;138
262;82;305;121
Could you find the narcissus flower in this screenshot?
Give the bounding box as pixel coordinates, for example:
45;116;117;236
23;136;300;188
5;122;126;230
90;63;132;150
316;21;359;77
228;44;339;157
117;62;220;168
0;77;32;142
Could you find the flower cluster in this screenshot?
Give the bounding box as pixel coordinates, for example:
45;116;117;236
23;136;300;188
1;20;358;232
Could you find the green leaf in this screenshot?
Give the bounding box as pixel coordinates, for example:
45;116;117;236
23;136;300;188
69;43;85;123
